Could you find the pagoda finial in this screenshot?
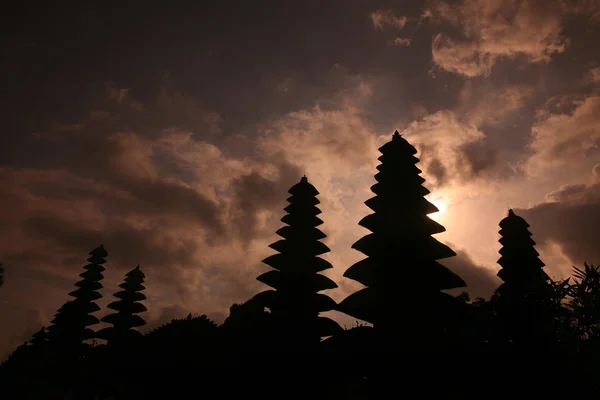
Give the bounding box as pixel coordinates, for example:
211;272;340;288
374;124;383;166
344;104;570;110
301;175;308;183
393;130;401;139
508;209;515;217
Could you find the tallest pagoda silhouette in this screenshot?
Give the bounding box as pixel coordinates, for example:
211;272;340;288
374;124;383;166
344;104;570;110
337;131;466;347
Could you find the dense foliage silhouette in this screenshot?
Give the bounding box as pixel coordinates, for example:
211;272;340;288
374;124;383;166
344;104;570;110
0;132;597;398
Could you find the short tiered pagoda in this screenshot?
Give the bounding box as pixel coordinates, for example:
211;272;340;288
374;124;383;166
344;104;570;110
494;209;552;346
98;265;148;346
496;209;549;299
46;245;107;351
252;176;341;346
29;328;48;347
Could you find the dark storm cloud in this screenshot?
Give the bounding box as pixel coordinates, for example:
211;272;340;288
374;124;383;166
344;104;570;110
423;142;501;188
22;213;199;273
456;142;500;177
108;175;225;236
0;0;480;165
428;0;599;77
402;110;513;190
442;246;501;300
426;157;448;185
546;184;589;203
229;159;301;243
1;132;225;235
516;181;600;266
527;93;600;175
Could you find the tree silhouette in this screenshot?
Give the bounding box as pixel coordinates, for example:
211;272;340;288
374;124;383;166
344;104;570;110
251;175;341;347
222;299;272;351
224;299;269;329
494;209;552;346
97;265;147;346
45;245;107;353
337;131;466;348
569;263;600;340
144;314;221;367
567;263;600;395
146;314;219;340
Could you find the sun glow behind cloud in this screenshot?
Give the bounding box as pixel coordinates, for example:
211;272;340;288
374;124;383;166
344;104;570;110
428;195;448;222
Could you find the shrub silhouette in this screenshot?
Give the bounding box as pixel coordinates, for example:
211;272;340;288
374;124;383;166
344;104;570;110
567;263;600;394
251;175;341;348
570;263;600;340
222;299;272;352
337;131;466;349
144;314;220;362
224;299;269;329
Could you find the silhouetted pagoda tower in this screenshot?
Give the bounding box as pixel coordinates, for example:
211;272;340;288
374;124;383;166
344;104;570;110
496;209;549;297
338;131;466;345
98;265;147;346
45;245;106;351
252;176;341;347
495;209;550;344
29;328;48;347
27;328;49;366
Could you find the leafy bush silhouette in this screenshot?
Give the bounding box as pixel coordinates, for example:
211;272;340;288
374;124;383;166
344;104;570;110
570;263;600;340
565;263;600;394
144;314;220;363
222;299;272;352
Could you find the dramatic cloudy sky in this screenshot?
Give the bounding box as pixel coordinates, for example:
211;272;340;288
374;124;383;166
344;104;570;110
1;1;599;358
